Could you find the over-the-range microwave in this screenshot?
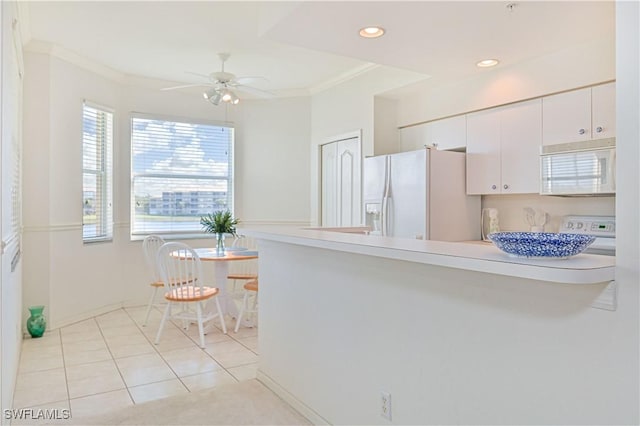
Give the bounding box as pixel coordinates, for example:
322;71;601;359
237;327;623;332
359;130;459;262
540;138;615;196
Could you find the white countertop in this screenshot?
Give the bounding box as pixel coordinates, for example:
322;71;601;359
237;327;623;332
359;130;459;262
240;225;615;285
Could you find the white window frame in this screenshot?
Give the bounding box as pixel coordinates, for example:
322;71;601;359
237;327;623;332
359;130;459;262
82;101;114;243
130;112;235;239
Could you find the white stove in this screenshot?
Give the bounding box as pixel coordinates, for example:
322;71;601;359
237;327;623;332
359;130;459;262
560;215;616;256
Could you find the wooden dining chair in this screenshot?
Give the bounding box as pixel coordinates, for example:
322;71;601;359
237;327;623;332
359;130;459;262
227;235;258;297
155;242;227;348
142;235;165;326
234;279;258;333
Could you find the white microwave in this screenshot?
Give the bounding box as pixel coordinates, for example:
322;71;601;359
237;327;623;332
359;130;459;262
540;138;615;196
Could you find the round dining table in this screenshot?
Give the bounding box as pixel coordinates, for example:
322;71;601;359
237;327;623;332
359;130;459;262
193;248;258;318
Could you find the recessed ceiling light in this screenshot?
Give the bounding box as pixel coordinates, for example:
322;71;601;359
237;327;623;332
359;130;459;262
359;26;385;38
476;59;500;68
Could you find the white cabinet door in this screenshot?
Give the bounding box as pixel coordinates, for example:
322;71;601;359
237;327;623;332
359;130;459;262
429;115;467;151
542;87;591;145
500;99;542;194
466;108;501;195
320;136;362;227
591;82;616;139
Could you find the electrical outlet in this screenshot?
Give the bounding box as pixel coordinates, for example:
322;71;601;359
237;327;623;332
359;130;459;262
380;391;392;421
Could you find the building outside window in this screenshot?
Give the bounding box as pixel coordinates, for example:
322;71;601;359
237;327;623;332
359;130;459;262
130;114;234;238
82;102;113;242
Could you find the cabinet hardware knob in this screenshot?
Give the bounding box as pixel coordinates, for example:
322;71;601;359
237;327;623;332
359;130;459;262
578;128;586;135
503;184;509;190
596;126;603;133
491;185;497;190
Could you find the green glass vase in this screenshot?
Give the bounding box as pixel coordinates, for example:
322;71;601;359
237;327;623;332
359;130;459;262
26;305;47;338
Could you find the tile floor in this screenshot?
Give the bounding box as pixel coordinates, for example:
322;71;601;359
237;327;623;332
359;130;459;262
13;305;260;423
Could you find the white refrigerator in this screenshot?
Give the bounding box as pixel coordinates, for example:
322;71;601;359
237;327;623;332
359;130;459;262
363;148;480;241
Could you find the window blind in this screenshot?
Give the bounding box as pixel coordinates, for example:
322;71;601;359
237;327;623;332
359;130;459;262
130;115;234;237
82;102;113;242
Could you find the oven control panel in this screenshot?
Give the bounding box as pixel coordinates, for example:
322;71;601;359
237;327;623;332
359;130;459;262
561;215;615;238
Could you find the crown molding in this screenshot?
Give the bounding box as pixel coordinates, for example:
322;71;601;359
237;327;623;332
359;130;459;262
24;40;126;83
309;62;380;95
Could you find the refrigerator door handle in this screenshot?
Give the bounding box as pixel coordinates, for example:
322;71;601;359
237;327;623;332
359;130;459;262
381;196;390;236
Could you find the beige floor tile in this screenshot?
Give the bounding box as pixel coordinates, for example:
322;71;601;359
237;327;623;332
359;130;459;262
153;330;198;353
61;320;100;338
66;359;126;399
115;352;177;387
19;344;64;373
69;389;133;419
233;325;259;338
128;379;188;404
227;363;258;382
8;399;70;425
12;368;68;408
204;339;249;357
180;370;238;392
210;347;259;369
107;339;156;359
160;347;223;377
99;323;144;339
236;336;259;353
63;338;112;367
21;330;61;349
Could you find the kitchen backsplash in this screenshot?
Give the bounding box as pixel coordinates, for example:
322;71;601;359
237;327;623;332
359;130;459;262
482;194;615;233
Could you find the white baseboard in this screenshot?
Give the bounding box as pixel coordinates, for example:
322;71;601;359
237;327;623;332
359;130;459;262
40;302;124;331
256;370;330;426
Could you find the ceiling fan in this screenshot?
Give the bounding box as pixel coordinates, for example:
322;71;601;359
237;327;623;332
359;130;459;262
161;53;274;105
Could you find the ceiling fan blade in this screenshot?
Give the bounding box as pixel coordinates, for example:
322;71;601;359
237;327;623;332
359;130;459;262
161;83;212;91
234;76;269;85
184;71;211;79
231;83;277;98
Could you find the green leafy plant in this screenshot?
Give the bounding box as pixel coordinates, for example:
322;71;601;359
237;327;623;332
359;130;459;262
200;210;239;236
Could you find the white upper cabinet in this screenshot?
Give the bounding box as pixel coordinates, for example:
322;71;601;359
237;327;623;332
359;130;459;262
542;82;615;146
591;82;616;139
467;99;542;195
399;115;466;152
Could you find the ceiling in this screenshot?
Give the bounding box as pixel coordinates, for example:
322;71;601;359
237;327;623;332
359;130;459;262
23;1;615;98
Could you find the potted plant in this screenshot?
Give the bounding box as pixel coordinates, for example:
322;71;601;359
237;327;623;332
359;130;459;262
200;210;239;255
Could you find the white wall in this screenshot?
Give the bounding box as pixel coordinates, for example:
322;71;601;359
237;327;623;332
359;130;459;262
21;49;311;328
259;239;636;424
0;1;23;419
309;66;426;225
397;36;615;126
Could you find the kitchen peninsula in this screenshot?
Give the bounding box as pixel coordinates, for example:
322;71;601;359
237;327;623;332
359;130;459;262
243;226;622;425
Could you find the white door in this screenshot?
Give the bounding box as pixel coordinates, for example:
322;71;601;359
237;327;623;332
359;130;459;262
500;99;542;194
320;133;362;227
320;143;337;226
466;108;501;194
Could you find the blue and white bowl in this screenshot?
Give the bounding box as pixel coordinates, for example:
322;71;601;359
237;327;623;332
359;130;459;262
488;232;596;259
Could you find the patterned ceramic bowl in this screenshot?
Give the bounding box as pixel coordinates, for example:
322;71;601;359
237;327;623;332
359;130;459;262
488;232;596;259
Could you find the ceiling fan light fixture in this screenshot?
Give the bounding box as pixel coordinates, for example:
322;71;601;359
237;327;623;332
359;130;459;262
209;91;222;105
203;88;216;100
221;90;232;102
359;26;385;38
